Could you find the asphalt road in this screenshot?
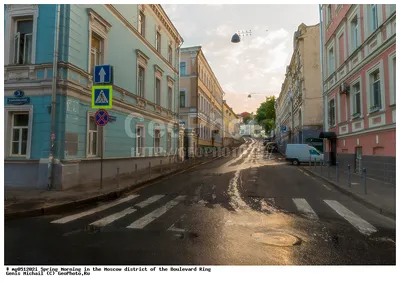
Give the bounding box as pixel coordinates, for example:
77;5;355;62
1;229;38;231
5;138;396;265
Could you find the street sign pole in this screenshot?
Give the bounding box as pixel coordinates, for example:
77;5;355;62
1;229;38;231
95;109;109;190
100;127;104;190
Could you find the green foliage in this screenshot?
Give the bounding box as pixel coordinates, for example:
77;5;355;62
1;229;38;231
255;96;276;132
243;115;252;124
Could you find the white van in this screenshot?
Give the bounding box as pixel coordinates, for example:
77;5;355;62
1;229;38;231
285;144;324;165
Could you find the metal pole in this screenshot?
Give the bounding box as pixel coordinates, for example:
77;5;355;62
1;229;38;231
363;168;367;194
47;4;61;190
314;157;316;169
309;156;311;168
160;159;163;174
327;161;330;178
319;4;327;159
320;159;322;174
347;164;351;187
135;164;138;185
149;161;151;178
336;162;339;182
100;133;103;190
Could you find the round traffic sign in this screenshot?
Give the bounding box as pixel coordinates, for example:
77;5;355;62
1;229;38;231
95;109;109;126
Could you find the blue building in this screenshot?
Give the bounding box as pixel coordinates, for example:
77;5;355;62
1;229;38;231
4;4;184;189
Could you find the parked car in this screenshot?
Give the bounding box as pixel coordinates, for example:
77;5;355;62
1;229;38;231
265;142;278;152
285;144;323;165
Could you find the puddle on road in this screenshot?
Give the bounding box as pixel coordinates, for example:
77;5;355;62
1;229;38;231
251;231;301;247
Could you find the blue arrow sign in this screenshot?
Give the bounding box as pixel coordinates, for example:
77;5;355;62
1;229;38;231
94;65;112;84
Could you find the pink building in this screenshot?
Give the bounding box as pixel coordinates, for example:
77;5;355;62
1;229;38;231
320;4;396;183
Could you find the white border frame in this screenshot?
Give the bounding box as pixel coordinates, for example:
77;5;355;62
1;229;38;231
179;88;187;108
88;10;111;74
135;123;146;157
388;51;396;106
365;59;385;113
349;76;363;118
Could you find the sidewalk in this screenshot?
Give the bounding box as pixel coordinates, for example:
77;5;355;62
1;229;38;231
301;162;396;218
5;145;242;219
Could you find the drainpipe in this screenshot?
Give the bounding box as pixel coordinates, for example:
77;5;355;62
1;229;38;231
177;39;183;156
47;4;60;189
319;4;326;156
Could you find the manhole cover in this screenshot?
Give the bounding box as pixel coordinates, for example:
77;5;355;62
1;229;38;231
251;231;301;246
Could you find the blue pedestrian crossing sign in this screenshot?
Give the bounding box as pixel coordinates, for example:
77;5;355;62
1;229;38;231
94;65;112;84
92;85;113;109
95;109;109;126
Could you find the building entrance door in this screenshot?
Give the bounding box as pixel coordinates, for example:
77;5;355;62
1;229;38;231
355;147;362;174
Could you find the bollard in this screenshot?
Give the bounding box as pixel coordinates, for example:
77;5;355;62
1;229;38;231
347;164;351;187
327;161;330;178
309;156;311;168
117;167;120;188
320;159;322;174
149;162;151;178
314;158;317;170
362;168;367;194
135;164;138;184
160;160;163;174
336;162;339;182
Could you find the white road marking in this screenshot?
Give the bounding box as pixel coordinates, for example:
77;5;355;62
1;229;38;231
127;195;186;229
267;198;275;205
304;172;310;176
167;214;186;233
51;194;139;224
322;184;331;191
293;198;318;219
89;195;166;227
324;200;377;236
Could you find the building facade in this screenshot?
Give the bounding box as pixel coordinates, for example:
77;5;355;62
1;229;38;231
275;23;323;154
222;100;240;146
179;46;224;151
320;4;396;183
4;4;183;189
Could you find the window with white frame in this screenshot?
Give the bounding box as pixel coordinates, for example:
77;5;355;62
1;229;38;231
352;82;361;115
91;33;103;74
371;4;379;31
328;47;335;75
167;132;172;153
180;62;186;75
138;66;145;97
138;11;145;36
168;86;172;110
328;99;336;127
155;77;161;105
10;112;29;156
327;5;332;24
154;129;161;155
350;16;359;52
180;91;186;107
87;115;99;157
370;70;382;110
13;18;33;65
156;31;161;53
136;125;145;156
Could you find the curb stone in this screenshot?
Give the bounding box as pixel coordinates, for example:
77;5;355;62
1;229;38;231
299;167;396;220
5;146;242;220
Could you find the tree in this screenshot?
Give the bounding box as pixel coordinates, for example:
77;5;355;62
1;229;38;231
255;96;276;133
243;115;252;124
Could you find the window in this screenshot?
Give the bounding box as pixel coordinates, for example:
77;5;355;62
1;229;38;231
136;126;144;156
154;129;161;155
10;113;29;156
327;5;332;24
168;46;172;64
138;66;145;97
167;132;172;153
180;91;186;107
13;19;33;65
371;4;379;31
328;99;336;126
88;116;98;157
352;82;361;115
370;70;381;109
138;11;145;36
309;149;320;155
351;16;359;52
91;33;103;74
328;47;335;75
393;57;396;104
155;78;161;105
338;34;345;65
168;86;173;110
180;62;186;75
156;31;161;53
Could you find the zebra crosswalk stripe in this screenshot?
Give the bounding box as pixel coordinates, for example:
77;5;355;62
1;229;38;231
324;200;377;236
127;195;186;229
89;195;165;227
293;198;318;219
51;194;140;224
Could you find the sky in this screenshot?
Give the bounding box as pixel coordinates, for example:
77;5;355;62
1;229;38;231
162;4;320;114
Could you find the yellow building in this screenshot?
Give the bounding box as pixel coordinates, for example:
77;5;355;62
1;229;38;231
179;46;224;149
223;100;240;146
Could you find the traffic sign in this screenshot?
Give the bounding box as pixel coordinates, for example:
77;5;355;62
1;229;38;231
94;65;112;84
95;109;109;126
92;85;113;109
